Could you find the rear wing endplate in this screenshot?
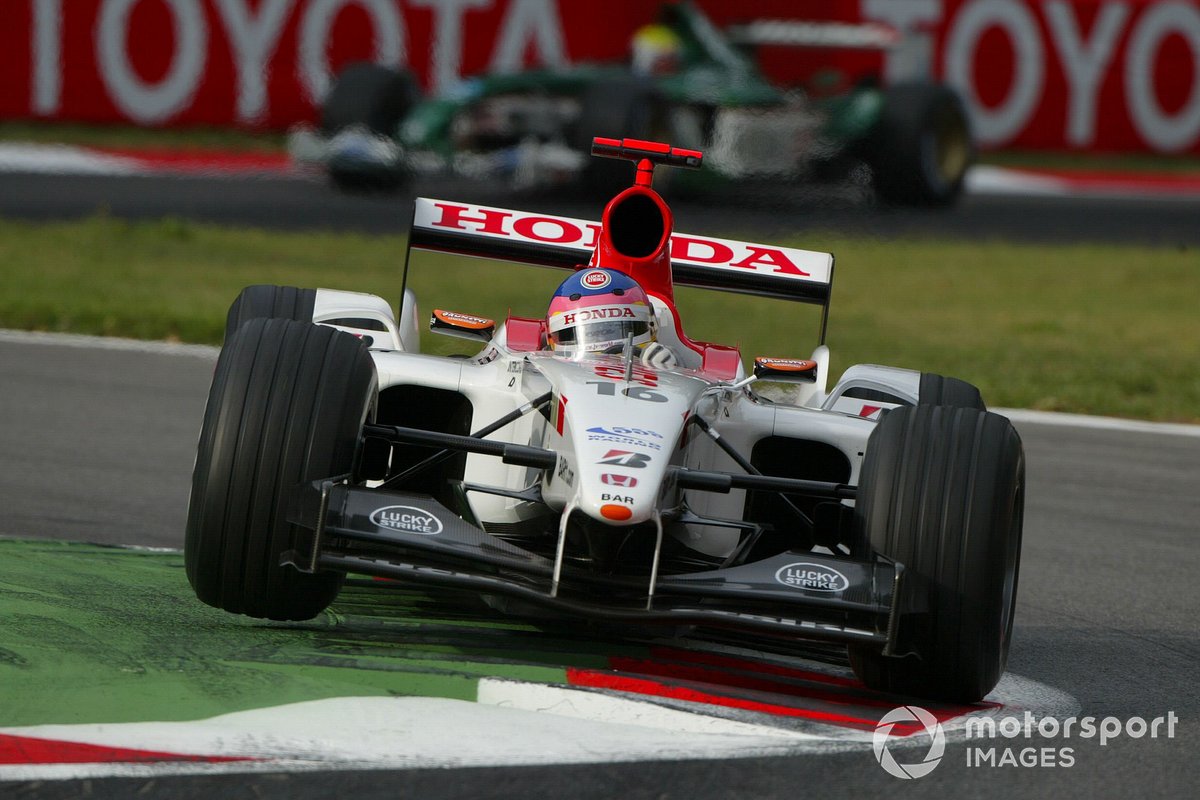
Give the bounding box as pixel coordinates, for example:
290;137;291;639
405;197;835;342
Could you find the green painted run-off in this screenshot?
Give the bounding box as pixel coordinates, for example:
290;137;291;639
0;539;649;728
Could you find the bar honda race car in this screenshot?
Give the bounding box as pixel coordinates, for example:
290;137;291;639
186;138;1023;703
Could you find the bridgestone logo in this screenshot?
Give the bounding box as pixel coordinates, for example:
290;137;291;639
369;505;443;535
775;562;849;592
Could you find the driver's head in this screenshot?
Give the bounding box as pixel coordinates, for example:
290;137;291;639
547;268;655;356
630;23;682;76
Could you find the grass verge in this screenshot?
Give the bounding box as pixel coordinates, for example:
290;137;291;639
1;215;1196;423
980;148;1200;175
0;121;287;153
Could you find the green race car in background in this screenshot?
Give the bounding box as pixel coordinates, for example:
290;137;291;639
292;2;972;206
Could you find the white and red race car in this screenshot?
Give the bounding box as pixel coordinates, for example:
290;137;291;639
186;138;1024;703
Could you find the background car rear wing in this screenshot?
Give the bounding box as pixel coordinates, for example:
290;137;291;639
405;197;835;342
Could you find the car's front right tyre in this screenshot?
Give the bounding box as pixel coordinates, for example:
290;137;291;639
918;372;986;410
223;284;317;344
185;318;376;621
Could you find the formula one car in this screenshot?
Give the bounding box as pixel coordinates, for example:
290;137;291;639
186;137;1022;703
291;2;972;206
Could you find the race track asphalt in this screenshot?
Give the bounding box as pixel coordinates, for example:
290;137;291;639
1;336;1196;798
2;168;1197;796
2;170;1200;245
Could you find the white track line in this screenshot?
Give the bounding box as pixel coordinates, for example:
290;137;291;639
2;329;1195;437
477;679;820;740
966;165;1067;196
0;143;145;175
0;329;218;359
0;696;816;781
994;408;1200;438
0;671;1080;781
966;165;1200;201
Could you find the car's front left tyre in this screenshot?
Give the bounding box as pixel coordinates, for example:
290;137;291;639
849;404;1024;702
185;318;376;620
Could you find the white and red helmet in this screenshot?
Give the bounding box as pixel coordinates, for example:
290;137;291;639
547;269;655;356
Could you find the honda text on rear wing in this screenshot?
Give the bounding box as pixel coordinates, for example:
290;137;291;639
404;198;835;343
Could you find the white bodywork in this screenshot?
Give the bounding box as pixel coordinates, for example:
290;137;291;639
291;199;931;559
293;292;927;560
311;287;419;353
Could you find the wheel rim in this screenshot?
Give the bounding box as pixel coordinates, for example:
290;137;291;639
924;105;970;190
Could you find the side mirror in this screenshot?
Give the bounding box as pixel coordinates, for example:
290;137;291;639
430;309;495;342
753;357;818;383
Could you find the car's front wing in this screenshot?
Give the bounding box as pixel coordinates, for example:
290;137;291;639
285;481;914;652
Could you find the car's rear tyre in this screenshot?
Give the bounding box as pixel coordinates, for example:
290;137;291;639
186;318;377;621
849;405;1024;702
867;82;972;206
322;62;419;192
223;285;316;344
919;373;985;410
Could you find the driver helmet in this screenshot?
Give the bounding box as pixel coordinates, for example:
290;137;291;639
547;268;655;356
630;23;682;76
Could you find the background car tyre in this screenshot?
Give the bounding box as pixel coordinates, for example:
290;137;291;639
574;78;665;197
321;63;419;138
918;372;986;410
849;405;1024;702
223;285;316;344
321;63;419;192
867;82;973;206
186;318;377;621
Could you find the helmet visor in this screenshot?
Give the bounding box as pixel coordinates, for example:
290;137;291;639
552;319;650;351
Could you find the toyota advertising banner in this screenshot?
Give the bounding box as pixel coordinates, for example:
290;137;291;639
861;0;1200;153
2;0;1199;154
0;0;656;128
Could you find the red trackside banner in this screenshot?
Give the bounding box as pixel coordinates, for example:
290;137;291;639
860;0;1200;154
0;0;660;129
1;0;1198;154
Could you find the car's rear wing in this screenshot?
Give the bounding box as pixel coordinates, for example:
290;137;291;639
725;20;899;51
405;197;835;342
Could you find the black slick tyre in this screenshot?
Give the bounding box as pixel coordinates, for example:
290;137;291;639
321;62;419;192
185;318;377;621
849;405;1024;702
321;62;419;137
223;285;316;344
574;78;664;196
867;82;973;206
918;372;985;410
